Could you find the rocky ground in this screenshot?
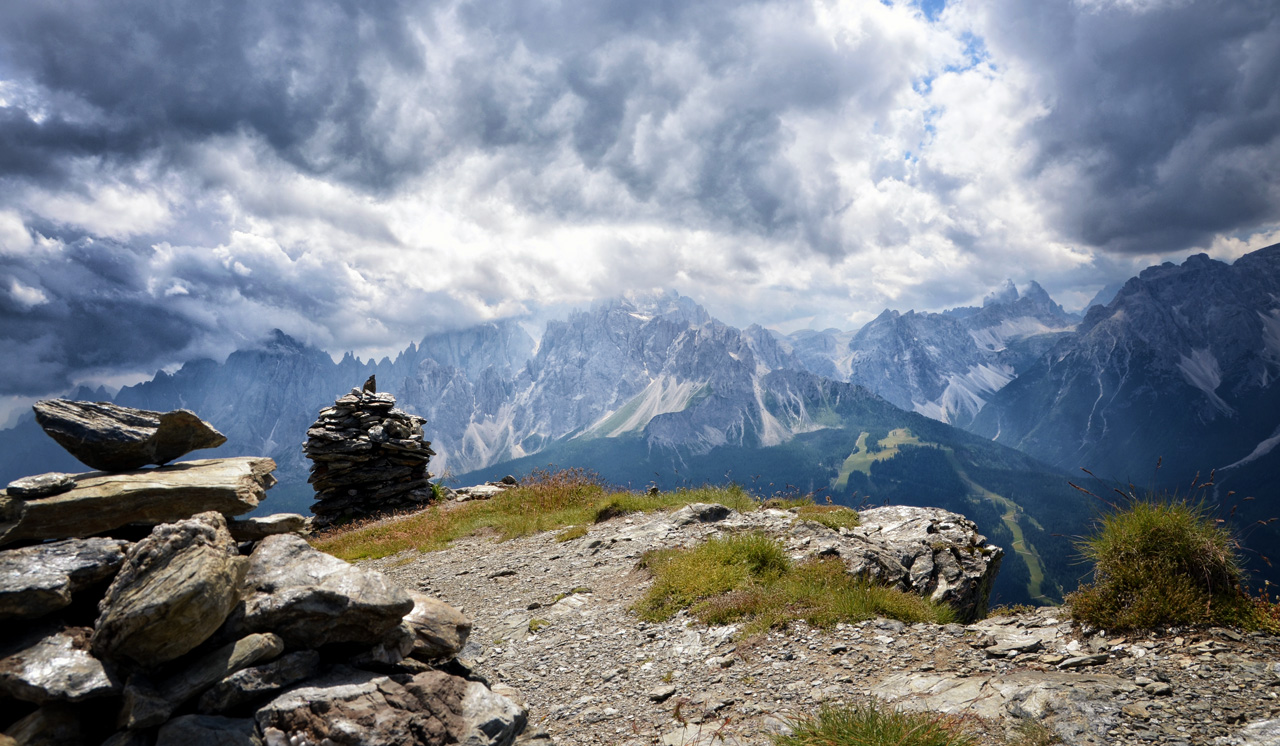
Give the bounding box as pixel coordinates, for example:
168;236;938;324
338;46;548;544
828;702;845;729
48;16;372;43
366;504;1280;746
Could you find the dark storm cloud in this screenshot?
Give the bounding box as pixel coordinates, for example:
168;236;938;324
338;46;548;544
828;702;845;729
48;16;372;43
0;239;197;394
984;0;1280;254
0;0;429;189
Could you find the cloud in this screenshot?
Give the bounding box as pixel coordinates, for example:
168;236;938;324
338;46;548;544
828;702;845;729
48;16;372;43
0;0;1276;396
961;0;1280;253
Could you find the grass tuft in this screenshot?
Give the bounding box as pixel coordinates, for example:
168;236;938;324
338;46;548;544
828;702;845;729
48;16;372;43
635;533;954;634
1067;494;1280;631
772;701;975;746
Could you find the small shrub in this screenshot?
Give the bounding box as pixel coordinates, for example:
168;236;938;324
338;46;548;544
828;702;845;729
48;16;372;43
1067;495;1278;631
986;604;1037;619
794;504;861;531
528;618;549;634
772;701;974;746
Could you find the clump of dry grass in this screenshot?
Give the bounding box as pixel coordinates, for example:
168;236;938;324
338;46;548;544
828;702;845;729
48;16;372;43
312;468;757;561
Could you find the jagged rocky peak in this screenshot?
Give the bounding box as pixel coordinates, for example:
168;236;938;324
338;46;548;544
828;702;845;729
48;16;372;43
614;288;712;326
303;387;436;527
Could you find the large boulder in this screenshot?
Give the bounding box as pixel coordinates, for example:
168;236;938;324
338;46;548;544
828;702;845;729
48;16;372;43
255;667;525;746
92;512;246;667
847;505;1003;621
226;534;413;648
0;537;129;620
32;399;227;472
0;458;276;547
0;624;121;703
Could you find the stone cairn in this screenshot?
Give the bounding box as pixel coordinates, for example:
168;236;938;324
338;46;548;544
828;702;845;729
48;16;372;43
304;388;436;528
0;400;531;746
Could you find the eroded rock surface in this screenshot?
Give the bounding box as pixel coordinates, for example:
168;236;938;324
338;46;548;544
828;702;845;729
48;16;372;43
404;591;472;660
0;537;129;620
255;667;524;746
0;457;277;547
93;511;246;666
197;651;322;715
33;399;227;472
5;472;76;498
227;534;413;648
0;624;121;703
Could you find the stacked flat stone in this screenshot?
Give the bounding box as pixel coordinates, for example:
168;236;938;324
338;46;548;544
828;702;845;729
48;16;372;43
304;388;437;527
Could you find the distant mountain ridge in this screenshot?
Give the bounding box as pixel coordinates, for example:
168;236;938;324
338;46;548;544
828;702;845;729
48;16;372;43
775;280;1079;427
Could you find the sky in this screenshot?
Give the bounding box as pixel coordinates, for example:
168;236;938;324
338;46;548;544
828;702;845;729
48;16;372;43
1;0;1278;408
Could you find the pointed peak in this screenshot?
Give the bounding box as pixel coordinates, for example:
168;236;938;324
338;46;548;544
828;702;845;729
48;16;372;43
1021;280;1051;304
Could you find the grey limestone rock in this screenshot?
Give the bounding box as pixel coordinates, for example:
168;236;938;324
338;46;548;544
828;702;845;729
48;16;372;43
255;667;525;746
32;399;227;472
0;537;129;620
156;715;261;746
0;625;121;703
3;702;82;745
92;511;246;667
0;458;277;548
845;504;1002;622
119;633;284;729
4;473;76;498
227;534;413;648
404;591;472;660
197;650;321;715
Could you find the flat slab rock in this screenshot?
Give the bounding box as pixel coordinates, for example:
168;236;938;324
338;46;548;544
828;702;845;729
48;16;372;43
0;536;129;620
33;399;227;472
0;624;121;703
255;666;525;746
226;534;413;648
0;457;276;547
5;472;76;498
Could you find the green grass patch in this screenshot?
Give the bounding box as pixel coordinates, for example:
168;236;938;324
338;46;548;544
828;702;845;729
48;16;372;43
772;701;975;746
555;525;589;542
313;469;758;561
794;504;860;531
1067;494;1280;632
635;533;954;635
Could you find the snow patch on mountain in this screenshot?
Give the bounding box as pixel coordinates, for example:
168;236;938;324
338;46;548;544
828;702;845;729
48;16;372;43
916;363;1017;423
1177;348;1233;415
1224;423;1280;470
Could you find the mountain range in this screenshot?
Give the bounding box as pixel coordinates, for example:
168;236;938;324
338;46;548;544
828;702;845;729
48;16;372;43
5;245;1279;600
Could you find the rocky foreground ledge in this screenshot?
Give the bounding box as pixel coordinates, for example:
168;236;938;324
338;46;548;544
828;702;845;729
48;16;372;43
0;461;536;746
367;502;1280;746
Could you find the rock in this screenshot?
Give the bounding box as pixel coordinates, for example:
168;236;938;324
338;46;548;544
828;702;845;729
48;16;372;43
454;485;505;502
404;592;472;660
32;400;227;472
0;458;277;548
226;514;310;542
842;505;1003;622
156;715;261;746
99;732;151;746
303;390;436;527
4;473;76;498
1057;653;1109;670
227;534;412;648
254;667;525;746
648;684;677;703
670;503;733;526
3;703;82;745
0;625;121;703
1220;719;1280;746
0;538;129;620
92;512;246;667
197;650;321;715
119;633;284;729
